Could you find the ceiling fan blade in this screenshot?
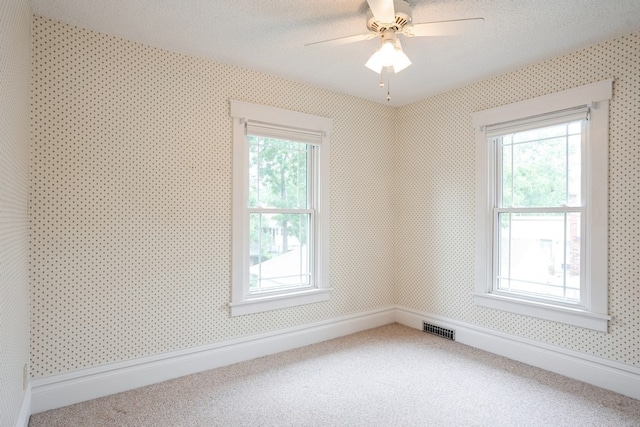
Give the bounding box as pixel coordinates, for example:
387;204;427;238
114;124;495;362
305;32;377;48
367;0;396;24
402;18;484;37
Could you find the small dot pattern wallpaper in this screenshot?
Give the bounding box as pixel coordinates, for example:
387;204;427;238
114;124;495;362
395;32;640;366
31;16;396;378
31;15;639;380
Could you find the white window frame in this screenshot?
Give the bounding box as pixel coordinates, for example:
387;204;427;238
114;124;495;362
471;80;613;332
229;100;332;316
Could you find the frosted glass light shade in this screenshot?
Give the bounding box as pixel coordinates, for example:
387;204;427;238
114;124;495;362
365;39;412;73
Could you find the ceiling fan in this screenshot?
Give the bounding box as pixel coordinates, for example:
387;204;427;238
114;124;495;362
306;0;484;77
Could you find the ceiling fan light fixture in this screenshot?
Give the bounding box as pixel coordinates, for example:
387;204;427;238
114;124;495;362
365;40;391;73
391;39;411;72
365;37;411;74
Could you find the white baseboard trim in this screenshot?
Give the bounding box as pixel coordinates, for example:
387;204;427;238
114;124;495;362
395;305;640;400
16;383;31;427
30;305;640;414
31;306;396;413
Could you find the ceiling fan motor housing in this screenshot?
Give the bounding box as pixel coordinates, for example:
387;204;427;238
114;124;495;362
366;0;412;33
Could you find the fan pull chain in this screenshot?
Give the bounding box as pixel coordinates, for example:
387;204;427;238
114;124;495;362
378;68;392;101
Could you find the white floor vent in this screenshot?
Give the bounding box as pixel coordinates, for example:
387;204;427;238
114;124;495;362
423;321;455;341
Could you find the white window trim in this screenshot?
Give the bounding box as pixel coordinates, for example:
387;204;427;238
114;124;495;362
229;100;332;316
471;80;613;332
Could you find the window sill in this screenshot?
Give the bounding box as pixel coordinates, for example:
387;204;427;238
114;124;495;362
229;288;332;316
472;292;610;332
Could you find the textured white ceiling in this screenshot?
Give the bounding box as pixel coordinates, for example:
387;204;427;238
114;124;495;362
30;0;640;106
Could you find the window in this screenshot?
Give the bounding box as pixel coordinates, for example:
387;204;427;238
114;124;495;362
471;80;612;331
230;100;332;316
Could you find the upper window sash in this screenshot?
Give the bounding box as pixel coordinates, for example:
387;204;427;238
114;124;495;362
492;119;586;211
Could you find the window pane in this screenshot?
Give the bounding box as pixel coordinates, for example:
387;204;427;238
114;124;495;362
248;135;308;209
496;212;579;303
499;121;583;208
249;212;311;293
512;136;566;207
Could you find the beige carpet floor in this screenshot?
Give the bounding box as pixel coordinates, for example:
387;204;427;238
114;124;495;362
30;323;640;426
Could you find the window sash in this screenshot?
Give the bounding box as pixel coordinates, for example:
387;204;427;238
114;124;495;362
248;135;313;210
491;208;584;307
248;209;315;296
492;119;586;210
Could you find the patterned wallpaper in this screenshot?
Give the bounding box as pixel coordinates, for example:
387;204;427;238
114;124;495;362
395;31;640;366
30;15;640;380
0;0;32;424
30;17;396;378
